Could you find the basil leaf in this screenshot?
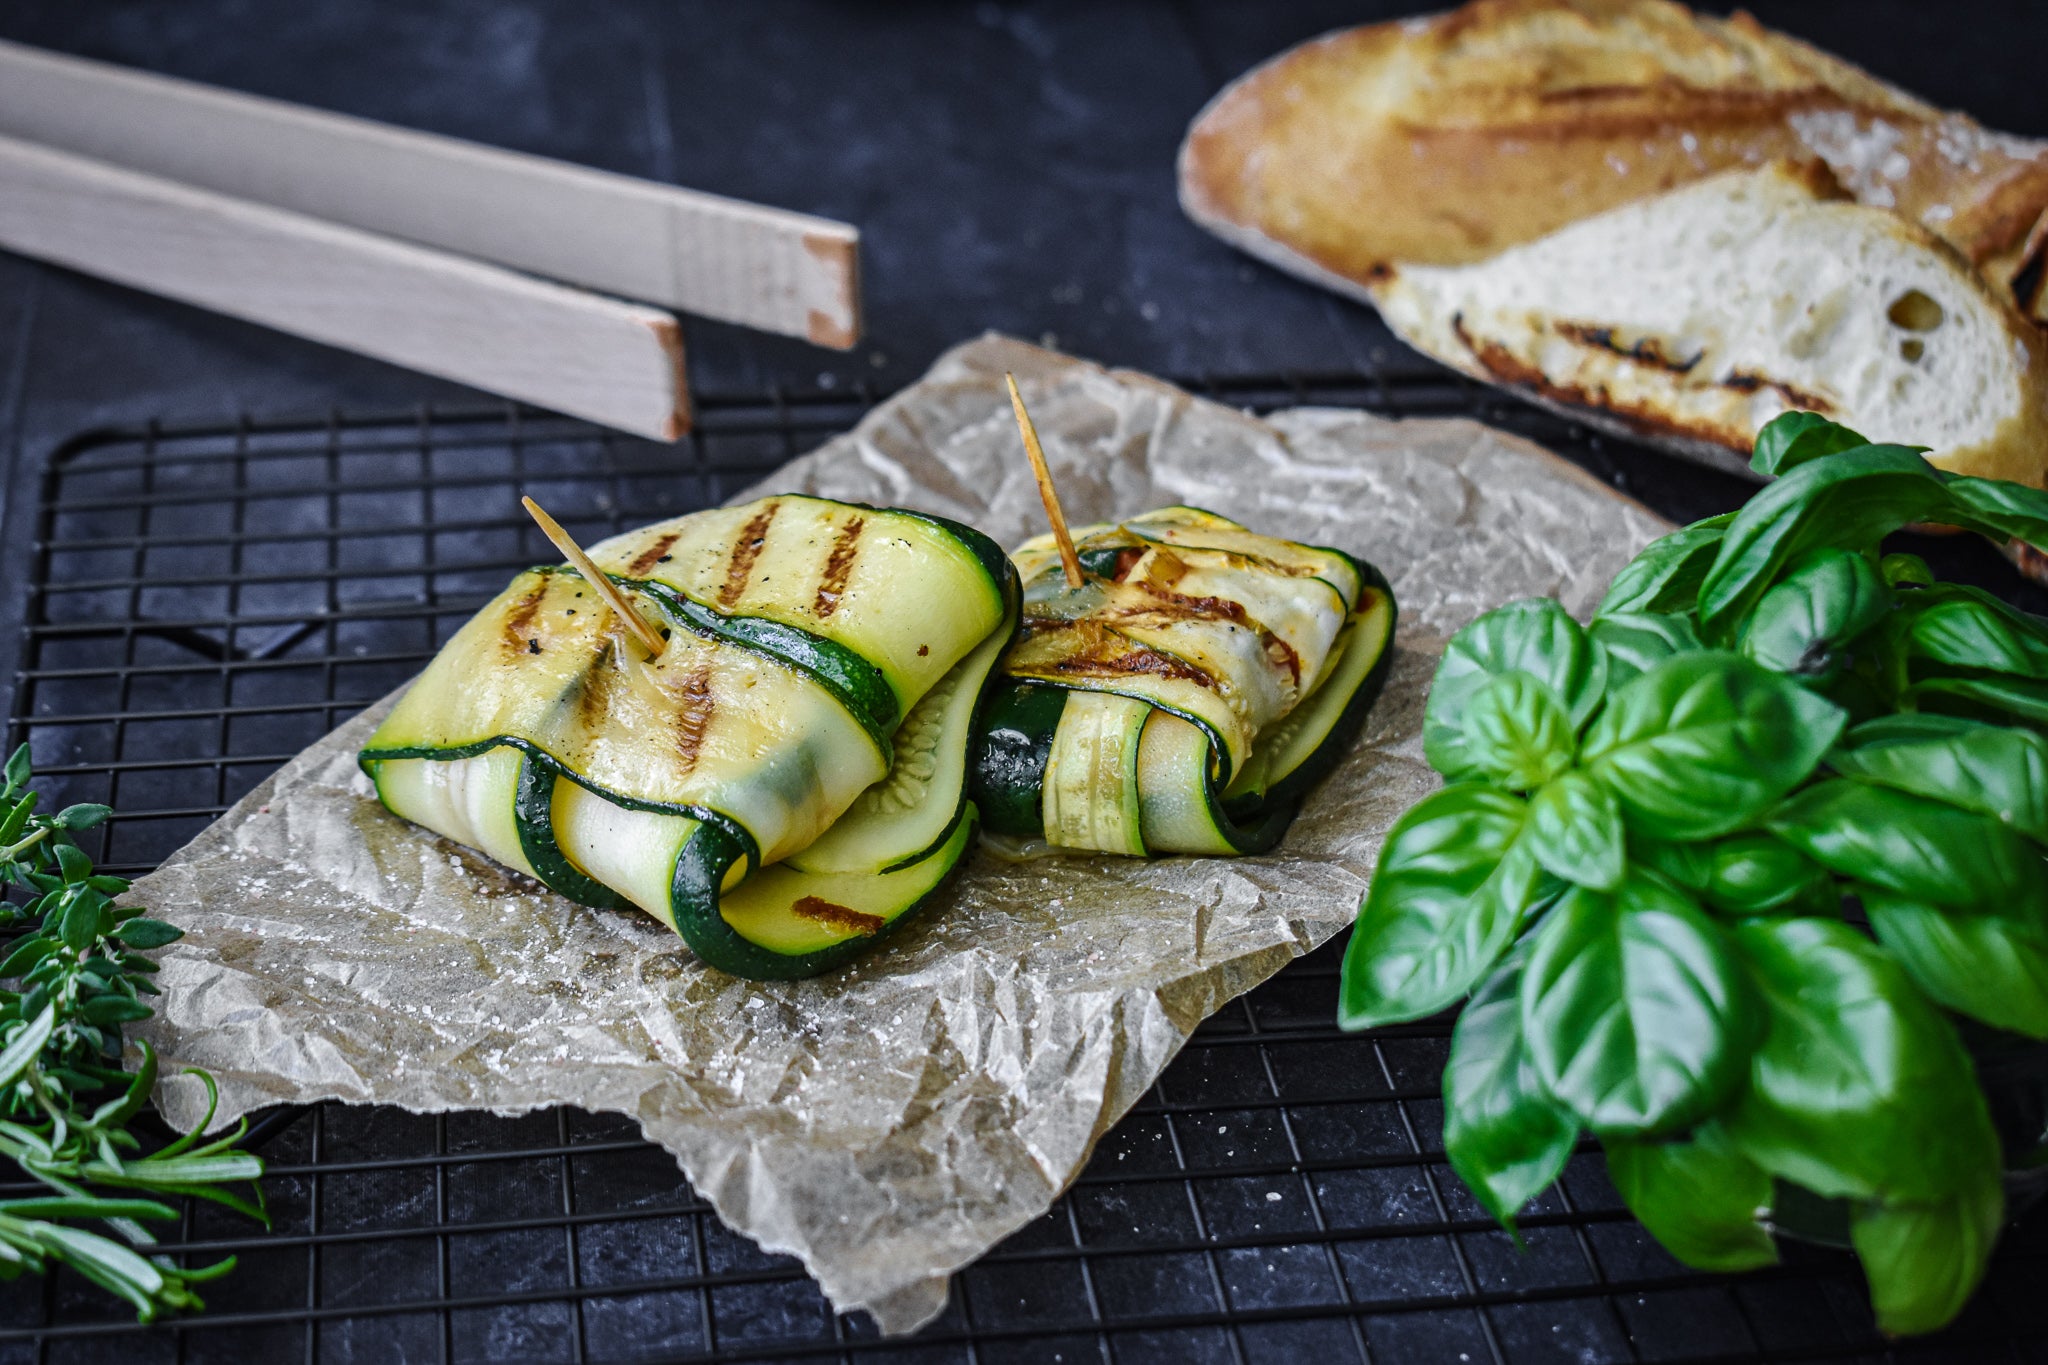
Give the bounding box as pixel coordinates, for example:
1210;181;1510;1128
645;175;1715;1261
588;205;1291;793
1860;886;2048;1038
1769;779;2043;914
1457;672;1577;790
1581;653;1846;840
1519;873;1752;1138
1595;515;1733;618
1720;917;2000;1205
1850;1172;2005;1338
1338;785;1546;1029
1588;612;1702;689
1907;674;2048;725
1749;412;1870;478
1939;474;2048;554
1696;445;1950;638
1891;583;2048;679
1524;770;1624;891
1634;832;1834;917
1831;717;2048;844
1879;552;1934;588
1442;945;1578;1232
1605;1124;1778;1272
1738;548;1890;678
1424;600;1607;781
1841;711;1986;744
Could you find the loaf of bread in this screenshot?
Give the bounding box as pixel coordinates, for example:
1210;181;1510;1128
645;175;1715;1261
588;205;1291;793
1179;0;2048;322
1370;162;2048;481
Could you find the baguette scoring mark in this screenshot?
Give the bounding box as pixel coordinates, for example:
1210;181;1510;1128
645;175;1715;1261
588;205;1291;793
814;516;866;617
1449;312;1835;451
790;895;884;936
1554;321;1702;374
719;502;780;608
1720;371;1835;412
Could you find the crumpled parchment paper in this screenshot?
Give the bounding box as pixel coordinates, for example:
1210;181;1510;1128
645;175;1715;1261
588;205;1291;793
133;335;1668;1333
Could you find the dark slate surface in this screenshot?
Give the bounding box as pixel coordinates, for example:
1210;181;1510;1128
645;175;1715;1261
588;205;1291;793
0;1;2043;1359
4;0;2042;460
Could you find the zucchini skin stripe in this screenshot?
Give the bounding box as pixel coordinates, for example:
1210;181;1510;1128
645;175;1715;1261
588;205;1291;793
361;736;973;980
970;683;1069;838
892;508;1015;598
630;579;900;754
665;812;977;980
359;735;762;862
513;754;627;910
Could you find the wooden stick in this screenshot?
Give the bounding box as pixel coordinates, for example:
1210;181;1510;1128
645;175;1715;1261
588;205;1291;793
1005;373;1084;589
0;133;691;439
0;39;861;349
521;497;668;659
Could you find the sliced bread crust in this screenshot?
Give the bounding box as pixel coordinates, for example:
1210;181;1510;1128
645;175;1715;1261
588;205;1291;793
1178;0;2048;320
1369;163;2048;482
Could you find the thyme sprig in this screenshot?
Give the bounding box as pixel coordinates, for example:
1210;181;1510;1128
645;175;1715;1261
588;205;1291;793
0;745;264;1320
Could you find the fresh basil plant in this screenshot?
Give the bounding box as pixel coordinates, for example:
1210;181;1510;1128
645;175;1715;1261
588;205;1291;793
1339;412;2048;1336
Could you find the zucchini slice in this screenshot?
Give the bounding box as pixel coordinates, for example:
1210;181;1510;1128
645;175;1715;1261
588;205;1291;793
1001;618;1253;779
364;567;889;867
1222;583;1396;815
586;496;1009;721
692;813;977;978
362;745;631;910
364;495;1022;980
1124;506;1363;609
968;681;1070;839
973;510;1397;858
559;617;1012;977
1134;711;1293;856
1132;591;1395;855
1042;692;1151;856
787;615;1011;875
367;745;535;879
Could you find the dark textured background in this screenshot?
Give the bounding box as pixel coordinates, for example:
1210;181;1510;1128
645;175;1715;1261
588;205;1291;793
0;3;2044;1360
1;1;2043;463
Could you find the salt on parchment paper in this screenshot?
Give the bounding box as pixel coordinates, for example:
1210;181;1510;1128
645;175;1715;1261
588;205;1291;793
133;335;1668;1333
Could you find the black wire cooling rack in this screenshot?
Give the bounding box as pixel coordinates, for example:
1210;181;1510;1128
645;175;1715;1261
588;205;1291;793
2;367;2041;1365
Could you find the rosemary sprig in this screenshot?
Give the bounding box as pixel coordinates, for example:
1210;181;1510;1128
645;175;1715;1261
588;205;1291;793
0;744;264;1320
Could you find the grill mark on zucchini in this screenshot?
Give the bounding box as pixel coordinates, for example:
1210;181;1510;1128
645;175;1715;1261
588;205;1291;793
1109;582;1303;687
669;661;716;772
719;502;780;608
1020;619;1219;689
502;580;549;653
790;896;884;936
626;531;682;575
572;644;622;730
814;515;865;617
636;581;899;755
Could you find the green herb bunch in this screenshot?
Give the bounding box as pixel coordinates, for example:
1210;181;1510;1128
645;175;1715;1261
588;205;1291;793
1339;413;2048;1335
0;745;264;1320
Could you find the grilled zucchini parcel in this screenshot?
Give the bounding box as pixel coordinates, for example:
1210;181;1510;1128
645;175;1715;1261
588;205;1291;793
971;507;1396;856
361;495;1018;980
362;494;1392;979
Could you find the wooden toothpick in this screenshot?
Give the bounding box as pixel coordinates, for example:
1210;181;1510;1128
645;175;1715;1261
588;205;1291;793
1005;372;1083;589
521;495;667;658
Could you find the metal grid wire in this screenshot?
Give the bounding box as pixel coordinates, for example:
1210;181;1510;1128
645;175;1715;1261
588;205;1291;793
0;369;2040;1364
